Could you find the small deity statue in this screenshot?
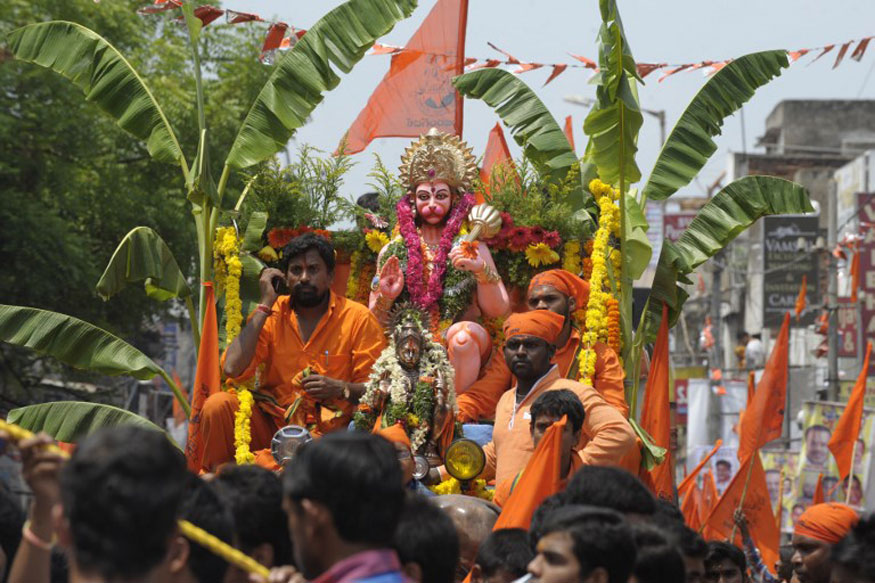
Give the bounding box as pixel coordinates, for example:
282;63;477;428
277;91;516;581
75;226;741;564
355;304;457;465
369;128;511;393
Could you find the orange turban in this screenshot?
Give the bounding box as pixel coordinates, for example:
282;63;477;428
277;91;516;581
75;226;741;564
794;502;859;544
503;311;565;346
529;269;590;308
377;423;411;450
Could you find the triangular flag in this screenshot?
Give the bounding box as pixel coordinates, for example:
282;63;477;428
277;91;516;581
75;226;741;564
795;275;807;321
639;303;674;500
678;440;723;498
492;416;567;530
828;341;873;479
563;115;576;153
543;64;567;86
738;313;790;463
698;469;718;530
341;0;469;154
681;483;702;531
813;473;825;505
704;454;780;570
185;282;222;472
478;122;514;202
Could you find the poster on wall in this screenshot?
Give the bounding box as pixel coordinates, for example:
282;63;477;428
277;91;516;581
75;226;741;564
761;450;800;533
690;444;740;496
762;216;820;328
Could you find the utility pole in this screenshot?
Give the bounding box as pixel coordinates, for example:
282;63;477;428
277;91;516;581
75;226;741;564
827;179;840;401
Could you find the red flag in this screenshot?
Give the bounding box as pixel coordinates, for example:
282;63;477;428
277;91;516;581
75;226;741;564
192;6;224;27
813;473;825;505
493;416;567;530
543;64;567;86
639;303;674;500
185;283;222;472
637;62;667;78
851;250;861;303
226;10;263;24
834;41;853;69
261;23;289;56
810;44;836;65
704;454;780;569
681;484;702;530
341;0;469;154
829;341;873;479
852;38;872;62
563;115;576;153
795;275;807;321
478;123;514;202
569;53;598;69
789;48;810;62
678;440;723;498
737;313;790;463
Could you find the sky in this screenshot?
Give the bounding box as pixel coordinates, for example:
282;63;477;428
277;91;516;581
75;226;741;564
242;0;875;208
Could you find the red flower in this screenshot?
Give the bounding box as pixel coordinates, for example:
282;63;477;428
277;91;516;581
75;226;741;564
499;212;514;229
543;230;561;249
509;227;531;252
529;226;546;242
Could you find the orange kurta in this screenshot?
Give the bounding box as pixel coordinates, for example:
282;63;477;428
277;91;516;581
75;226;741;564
481;366;636;486
201;293;386;469
457;330;627;422
493;453;584;508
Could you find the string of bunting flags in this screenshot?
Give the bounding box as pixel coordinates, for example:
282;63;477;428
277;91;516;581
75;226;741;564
139;0;874;81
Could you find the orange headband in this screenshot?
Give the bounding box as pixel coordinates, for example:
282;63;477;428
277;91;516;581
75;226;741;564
794;502;859;544
503;311;565;345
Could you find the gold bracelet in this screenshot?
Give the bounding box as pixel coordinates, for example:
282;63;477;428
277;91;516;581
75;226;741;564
474;265;502;284
375;294;394;312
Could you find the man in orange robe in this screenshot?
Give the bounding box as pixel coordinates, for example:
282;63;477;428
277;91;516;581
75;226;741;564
457;269;627;423
480;311;636;485
201;234;386;471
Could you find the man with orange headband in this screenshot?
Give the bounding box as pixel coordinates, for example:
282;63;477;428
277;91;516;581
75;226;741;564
378;424;433;496
479;310;636;485
456;269;626;423
791;502;859;583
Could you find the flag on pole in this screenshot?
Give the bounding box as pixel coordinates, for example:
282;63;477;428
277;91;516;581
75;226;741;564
340;0;469;154
185;283;222;472
564;115;575;152
795;275;807;321
813;473;825;505
698;469;719;533
478;122;513;202
639;303;674;500
828;341;873;479
681;483;702;530
738;313;790;463
678;440;723;498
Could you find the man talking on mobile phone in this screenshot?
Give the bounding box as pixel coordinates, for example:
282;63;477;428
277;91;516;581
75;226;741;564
199;233;386;471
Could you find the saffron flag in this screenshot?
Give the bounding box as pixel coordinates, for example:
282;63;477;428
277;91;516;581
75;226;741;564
678;440;723;498
813;473;825;505
639;303;674;500
828;341;873;479
478;122;513;202
564;115;575;152
341;0;469;154
851;249;861;303
493;416;566;530
795;275;807;321
704;454;780;570
698;469;719;532
185;282;222;472
681;483;702;531
737;313;790;463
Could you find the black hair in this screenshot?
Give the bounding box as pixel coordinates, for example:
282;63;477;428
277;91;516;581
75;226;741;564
651;498;685;526
356;192;381;212
393;494;459;583
537;505;636;583
181;474;234;583
475;528;534;579
648;500;708;560
0;484;24;583
284;432;404;547
214;464;292;565
752;334;762;340
59;425;187;580
704;541;746;576
565;466;656;516
529;389;585;435
831;513;875;581
529;493;566;550
715;459;731;468
630;523;686;583
777;544;795;581
280;232;335;273
737;331;749;340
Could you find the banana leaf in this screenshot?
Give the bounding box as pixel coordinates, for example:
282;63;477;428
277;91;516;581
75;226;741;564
225;0;417;169
623;191;651;280
96;227;191;302
7;21;185;168
7;402;170;446
242;212;269;253
642;176;812;341
641;50;789;202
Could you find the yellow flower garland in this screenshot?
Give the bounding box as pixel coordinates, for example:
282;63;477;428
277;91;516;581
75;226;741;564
214;227;243;343
346;250;363;301
562;240;582;275
429;477;493;501
233;386;256;465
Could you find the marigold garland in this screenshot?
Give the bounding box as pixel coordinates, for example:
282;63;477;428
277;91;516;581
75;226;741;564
233;386;256;465
429;477;493;501
562;240;582;275
214;227;243;343
346;250;363;301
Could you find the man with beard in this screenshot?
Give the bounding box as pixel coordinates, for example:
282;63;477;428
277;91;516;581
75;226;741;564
791;502;859;583
201;233;386;469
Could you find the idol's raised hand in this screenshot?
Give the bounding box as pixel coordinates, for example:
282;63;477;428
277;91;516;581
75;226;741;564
378;256;405;300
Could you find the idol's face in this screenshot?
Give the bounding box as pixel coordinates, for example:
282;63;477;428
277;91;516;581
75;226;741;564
413;181;453;225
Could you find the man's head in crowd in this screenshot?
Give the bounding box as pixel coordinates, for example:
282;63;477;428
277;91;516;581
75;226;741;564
841;475;863;507
393;495;459;583
526;270;590;340
471;529;533;583
629;523;686;583
830;513;875;583
213;465;292;583
715;460;732;484
776;545;795;583
704;541;747;583
527;505;635;583
792;502;859;583
765;469;781;503
172;475;234;583
433;495;500;582
282;432;404;580
378;424;416;486
529;389;584;455
529;493;567;551
650;507;707;583
502;311;564;383
280;233;336;308
564;465;656;521
804;425;832;467
57;425;188;582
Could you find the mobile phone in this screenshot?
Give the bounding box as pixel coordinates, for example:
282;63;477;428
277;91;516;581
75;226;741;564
272;275;290;295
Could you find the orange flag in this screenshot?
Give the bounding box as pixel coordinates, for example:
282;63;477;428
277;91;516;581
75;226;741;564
478;122;513;202
172;370;189;428
737;313;790;463
564;115;575;152
493;415;566;530
795;275;807;321
185;282;222;472
813;473;825;505
678;440;723;498
681;483;702;530
828;341;873;480
639;303;674;500
341;0;469;154
851;249;861;303
704;454;780;569
698;470;719;532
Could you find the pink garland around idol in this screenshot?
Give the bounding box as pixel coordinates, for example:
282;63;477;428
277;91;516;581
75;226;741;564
397;192;475;311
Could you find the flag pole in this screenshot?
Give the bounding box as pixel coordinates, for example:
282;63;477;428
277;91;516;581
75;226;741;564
729;452;758;542
845;439;859;505
774;467;785;527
